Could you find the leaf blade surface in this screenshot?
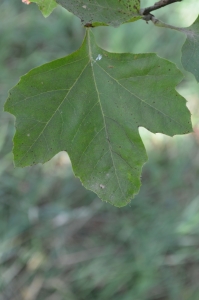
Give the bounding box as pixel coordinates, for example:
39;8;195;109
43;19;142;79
181;15;199;81
56;0;141;26
31;0;57;17
5;30;192;206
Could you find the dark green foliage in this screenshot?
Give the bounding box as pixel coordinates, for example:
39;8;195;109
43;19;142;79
181;15;199;82
4;0;195;205
1;1;199;299
5;29;192;206
56;0;141;26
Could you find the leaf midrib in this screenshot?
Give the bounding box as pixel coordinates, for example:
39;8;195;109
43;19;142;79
87;30;126;200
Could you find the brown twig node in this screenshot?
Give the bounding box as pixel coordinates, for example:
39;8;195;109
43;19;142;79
142;0;182;15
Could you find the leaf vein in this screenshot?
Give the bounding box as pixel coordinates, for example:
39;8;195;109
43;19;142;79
76;126;105;166
88;32;126;200
96;62;185;128
17;61;90;164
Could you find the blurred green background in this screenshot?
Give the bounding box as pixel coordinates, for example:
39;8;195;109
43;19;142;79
1;0;199;299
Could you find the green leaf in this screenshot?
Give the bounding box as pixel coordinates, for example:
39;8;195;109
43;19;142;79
56;0;141;27
31;0;57;17
4;30;192;207
181;15;199;81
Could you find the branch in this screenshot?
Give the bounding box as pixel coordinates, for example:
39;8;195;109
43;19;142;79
151;16;186;32
142;0;183;16
143;15;194;39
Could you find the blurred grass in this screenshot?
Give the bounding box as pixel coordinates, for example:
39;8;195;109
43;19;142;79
0;0;199;299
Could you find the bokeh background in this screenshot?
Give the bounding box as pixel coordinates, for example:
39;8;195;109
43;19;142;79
1;0;199;299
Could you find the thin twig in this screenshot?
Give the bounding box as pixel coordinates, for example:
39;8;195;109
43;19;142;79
142;0;183;16
145;15;193;39
151;16;186;32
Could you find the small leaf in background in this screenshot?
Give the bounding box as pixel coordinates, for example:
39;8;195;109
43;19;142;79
4;30;192;207
56;0;141;27
181;15;199;82
31;0;57;17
